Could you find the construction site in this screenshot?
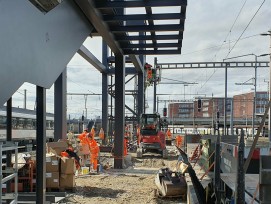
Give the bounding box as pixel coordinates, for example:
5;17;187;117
1;0;271;204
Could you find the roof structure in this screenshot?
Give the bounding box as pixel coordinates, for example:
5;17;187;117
76;0;187;55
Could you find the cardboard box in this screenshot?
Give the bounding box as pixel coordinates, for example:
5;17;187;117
46;154;59;172
46;172;59;188
47;141;68;156
60;174;75;188
60;157;76;174
77;143;90;156
2;183;23;192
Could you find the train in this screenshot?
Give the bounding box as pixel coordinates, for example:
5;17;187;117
0;106;54;143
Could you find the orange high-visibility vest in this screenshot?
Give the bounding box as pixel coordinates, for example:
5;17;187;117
99;128;105;140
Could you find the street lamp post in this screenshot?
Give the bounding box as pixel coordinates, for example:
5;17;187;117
184;84;188;100
225;53;268;137
261;29;271;141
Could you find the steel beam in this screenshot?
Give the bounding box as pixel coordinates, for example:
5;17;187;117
138;72;144;123
78;45;107;73
102;40;108;144
54;70;67;140
129;55;143;73
103;13;185;22
235;129;245;203
124;49;181;55
114;54;125;169
95;0;187;8
6;98;12;196
116;34;183;41
36;86;46;204
157;61;269;69
121;43;182;49
111;24;184;33
107;67;138;75
75;0;123;55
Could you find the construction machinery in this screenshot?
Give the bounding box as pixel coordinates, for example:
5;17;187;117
137;113;168;158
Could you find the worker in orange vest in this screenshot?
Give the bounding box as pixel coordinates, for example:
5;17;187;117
87;133;100;171
166;129;172;139
176;135;183;148
136;125;141;146
99;128;105;140
124;136;128;156
90;127;95;140
78;129;88;142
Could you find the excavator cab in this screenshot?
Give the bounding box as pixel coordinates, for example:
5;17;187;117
137;113;167;158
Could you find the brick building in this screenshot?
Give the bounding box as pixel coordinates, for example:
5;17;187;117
167;97;232;120
233;91;268;118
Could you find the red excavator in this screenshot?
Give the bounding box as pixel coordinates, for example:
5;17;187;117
137;113;168;158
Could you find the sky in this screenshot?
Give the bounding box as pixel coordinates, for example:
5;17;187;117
10;0;271;120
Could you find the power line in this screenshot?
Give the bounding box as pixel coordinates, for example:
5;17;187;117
212;0;248;61
68;78;96;94
225;0;266;58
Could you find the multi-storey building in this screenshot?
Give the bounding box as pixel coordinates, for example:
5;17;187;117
168;97;231;120
233;91;268;119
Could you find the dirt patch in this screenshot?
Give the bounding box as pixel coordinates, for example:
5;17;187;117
59;147;185;204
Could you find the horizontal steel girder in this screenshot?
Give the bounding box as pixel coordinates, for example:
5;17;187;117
103;13;185;22
108;67;138;75
95;0;187;8
116;34;183;41
75;0;123;55
111;24;184;33
78;45;107;73
121;43;182;49
124;49;181;55
157;61;270;69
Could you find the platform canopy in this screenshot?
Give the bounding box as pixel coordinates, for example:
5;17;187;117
75;0;187;55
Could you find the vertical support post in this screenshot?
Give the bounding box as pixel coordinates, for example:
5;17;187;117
138;72;144;123
235;129;245;203
268;32;271;143
24;89;27;109
214;131;221;204
6;98;12;197
36;86;46;203
54;69;67;140
253;56;257;138
114;54;125;169
102;40;108;144
153;57;157;113
224;64;228;135
230;99;234;135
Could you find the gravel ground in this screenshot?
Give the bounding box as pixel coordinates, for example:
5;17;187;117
59;147;186;204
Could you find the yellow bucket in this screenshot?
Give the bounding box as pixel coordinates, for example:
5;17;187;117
81;167;89;175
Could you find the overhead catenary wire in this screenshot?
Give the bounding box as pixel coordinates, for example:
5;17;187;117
225;0;266;59
197;0;266;92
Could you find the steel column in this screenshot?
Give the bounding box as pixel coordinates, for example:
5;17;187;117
230;99;234;135
114;54;125;169
224;64;228;135
153;57;157;113
102;40;108;144
235;129;245;203
54;69;67;140
6;98;12;197
138;72;144;123
214;132;221;203
36;86;46;203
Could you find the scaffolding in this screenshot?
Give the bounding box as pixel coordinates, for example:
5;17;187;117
0;142;18;204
